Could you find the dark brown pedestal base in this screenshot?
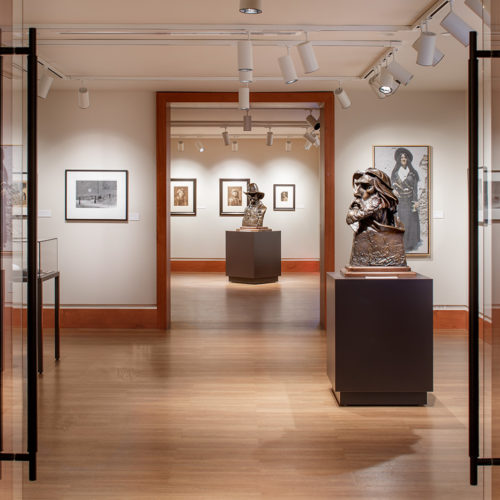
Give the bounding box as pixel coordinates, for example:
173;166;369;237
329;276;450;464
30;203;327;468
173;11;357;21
333;390;427;406
226;230;281;284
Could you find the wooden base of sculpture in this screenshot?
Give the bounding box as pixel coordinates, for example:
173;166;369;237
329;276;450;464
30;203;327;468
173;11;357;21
236;227;271;232
341;266;417;278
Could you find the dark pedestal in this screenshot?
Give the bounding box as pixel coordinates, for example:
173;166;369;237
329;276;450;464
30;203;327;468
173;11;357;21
327;272;433;406
226;230;281;284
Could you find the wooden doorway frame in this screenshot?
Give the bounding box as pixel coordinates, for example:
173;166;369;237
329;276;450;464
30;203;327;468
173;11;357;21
156;91;335;329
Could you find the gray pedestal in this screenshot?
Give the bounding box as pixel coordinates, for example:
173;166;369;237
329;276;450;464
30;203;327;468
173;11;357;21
327;272;433;406
226;230;281;284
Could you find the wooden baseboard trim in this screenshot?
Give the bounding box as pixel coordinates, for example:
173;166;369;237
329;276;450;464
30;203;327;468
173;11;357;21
433;310;468;330
171;260;320;273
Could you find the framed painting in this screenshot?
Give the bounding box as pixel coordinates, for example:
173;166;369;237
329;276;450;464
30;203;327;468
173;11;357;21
273;184;295;211
65;169;128;221
171;178;197;216
219;178;250;216
373;145;431;257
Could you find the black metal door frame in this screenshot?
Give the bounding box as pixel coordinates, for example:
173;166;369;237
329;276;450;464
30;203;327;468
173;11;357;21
0;27;38;481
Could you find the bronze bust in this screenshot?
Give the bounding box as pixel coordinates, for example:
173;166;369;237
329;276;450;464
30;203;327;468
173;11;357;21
241;183;267;228
346;168;407;268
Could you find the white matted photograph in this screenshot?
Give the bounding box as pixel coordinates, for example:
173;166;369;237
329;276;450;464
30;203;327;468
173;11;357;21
373;145;430;257
171;178;196;216
65;170;128;221
219;178;249;216
273;184;295;211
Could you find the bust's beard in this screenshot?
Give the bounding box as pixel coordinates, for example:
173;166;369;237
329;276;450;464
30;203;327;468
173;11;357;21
346;195;380;227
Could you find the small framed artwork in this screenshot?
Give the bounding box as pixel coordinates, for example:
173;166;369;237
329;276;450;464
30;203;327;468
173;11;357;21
491;171;500;222
171;178;196;216
478;167;488;225
219;178;249;216
11;172;27;217
373;145;431;257
273;184;295;211
65;169;128;221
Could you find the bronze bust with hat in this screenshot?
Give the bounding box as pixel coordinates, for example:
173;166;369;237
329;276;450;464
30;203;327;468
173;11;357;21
238;182;270;231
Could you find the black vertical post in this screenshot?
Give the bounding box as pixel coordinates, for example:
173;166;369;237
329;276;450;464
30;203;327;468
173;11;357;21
27;27;38;481
0;27;4;478
468;30;479;487
55;275;60;361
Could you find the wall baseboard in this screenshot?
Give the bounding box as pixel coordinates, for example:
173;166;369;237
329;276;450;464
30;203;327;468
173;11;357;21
171;260;320;273
8;307;469;331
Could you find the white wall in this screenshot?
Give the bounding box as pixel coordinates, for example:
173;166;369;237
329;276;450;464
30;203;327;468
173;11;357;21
171;138;320;260
38;91;157;306
335;90;468;307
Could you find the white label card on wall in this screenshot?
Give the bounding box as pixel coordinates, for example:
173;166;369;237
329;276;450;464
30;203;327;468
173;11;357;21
129;212;140;221
38;209;52;218
296;205;305;209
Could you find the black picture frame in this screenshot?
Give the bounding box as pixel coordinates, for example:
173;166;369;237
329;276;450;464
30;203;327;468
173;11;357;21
219;178;250;216
273;184;296;211
171;178;197;216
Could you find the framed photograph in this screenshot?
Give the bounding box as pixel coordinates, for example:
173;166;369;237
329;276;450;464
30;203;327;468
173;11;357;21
478;167;488;225
11;172;27;217
65;170;128;221
273;184;295;211
373;145;430;257
219;178;249;216
171;178;196;216
491;171;500;222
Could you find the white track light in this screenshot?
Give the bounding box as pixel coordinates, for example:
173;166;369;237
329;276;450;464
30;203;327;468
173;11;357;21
77;87;90;109
177;141;184;152
306;112;320;130
334;87;351;109
222;130;230;146
239;69;253;83
304;130;317;144
465;0;491;26
386;61;413;86
379;69;396;94
38;69;53;99
368;75;387;99
232;140;239;152
304;140;313;151
297;40;319;74
266;129;274;146
238;40;253;72
239;0;262;14
415;31;437;66
285;140;292;152
239;86;250;110
412;38;444;66
440;9;472;46
278;47;298;84
243;112;252;131
195;141;205;153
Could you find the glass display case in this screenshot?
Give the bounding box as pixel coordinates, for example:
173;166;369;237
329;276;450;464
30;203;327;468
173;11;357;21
38;238;58;277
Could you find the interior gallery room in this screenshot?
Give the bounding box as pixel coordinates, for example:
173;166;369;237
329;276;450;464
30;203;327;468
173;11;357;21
1;0;500;498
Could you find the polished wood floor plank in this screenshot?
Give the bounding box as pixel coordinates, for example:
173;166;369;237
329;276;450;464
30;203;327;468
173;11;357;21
19;273;484;499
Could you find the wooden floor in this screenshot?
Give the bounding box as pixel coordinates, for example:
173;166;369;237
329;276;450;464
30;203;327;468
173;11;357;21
12;273;487;498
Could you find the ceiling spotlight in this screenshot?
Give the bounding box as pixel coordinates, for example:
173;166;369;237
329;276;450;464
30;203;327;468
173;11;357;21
465;0;491;26
38;67;54;99
285;140;292;152
378;69;396;95
78;86;90;109
415;29;437;66
238;40;253;72
304;130;317;145
239;69;253;83
222;129;230;146
239;86;250;110
304;140;313;151
306;111;320;130
232;140;239;152
243;111;252;131
386;60;413;86
177;140;185;152
440;7;473;46
278;47;298;84
368;74;387;99
334;87;351;109
239;0;262;14
266;128;274;146
195;141;205;153
297;39;319;74
412;37;444;66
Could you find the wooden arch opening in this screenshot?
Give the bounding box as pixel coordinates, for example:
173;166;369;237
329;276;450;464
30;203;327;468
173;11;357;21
156;92;335;329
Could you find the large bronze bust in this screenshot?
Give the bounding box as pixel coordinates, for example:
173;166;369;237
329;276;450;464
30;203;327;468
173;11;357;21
241;183;267;228
346;168;407;268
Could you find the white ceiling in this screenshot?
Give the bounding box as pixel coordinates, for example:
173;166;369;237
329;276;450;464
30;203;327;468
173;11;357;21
22;0;487;94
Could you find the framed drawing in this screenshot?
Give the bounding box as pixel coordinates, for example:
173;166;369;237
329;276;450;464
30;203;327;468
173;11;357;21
219;178;250;216
373;145;430;257
65;170;128;221
491;171;500;222
273;184;295;211
171;178;197;216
